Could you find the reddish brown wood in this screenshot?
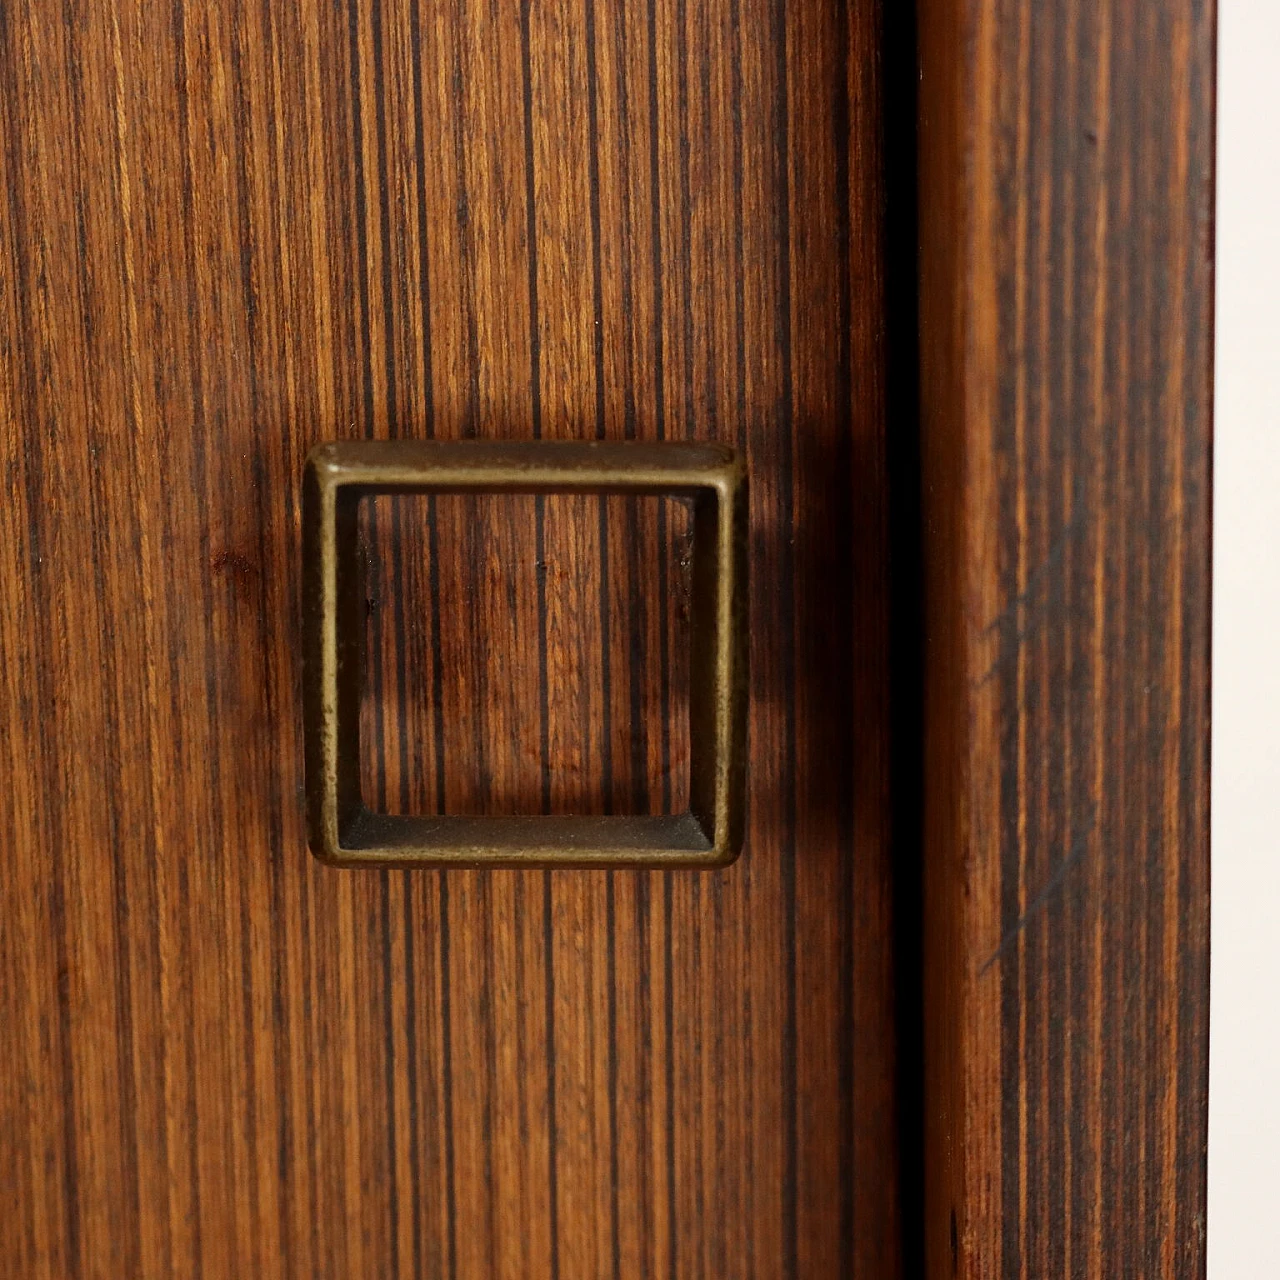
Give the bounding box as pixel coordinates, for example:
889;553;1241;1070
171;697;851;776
917;0;1214;1275
0;0;898;1275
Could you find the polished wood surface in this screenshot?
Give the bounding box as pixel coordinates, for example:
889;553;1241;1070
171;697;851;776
0;1;898;1275
917;0;1214;1275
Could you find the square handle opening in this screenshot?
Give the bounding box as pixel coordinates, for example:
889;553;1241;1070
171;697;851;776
302;439;747;868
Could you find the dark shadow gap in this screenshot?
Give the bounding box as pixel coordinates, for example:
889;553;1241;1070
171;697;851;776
883;0;926;1273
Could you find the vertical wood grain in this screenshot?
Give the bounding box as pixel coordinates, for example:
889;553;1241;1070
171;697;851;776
0;0;898;1275
917;0;1214;1275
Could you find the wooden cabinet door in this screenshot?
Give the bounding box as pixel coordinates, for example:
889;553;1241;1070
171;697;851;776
0;2;902;1275
0;1;1215;1276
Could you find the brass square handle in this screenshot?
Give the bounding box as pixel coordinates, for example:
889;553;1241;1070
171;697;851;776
301;439;748;868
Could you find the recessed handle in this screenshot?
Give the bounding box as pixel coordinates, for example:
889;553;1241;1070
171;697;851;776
301;439;748;869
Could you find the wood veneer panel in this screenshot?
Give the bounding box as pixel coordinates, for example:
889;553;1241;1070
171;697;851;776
0;0;898;1275
917;0;1214;1274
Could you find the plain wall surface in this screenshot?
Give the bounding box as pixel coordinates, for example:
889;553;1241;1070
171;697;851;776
1209;0;1280;1271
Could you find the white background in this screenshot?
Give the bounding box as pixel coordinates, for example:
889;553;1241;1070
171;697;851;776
1209;0;1280;1271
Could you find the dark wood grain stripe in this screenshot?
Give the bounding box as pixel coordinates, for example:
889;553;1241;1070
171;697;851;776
770;0;799;1272
362;21;418;1258
226;11;270;1269
166;5;214;1270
